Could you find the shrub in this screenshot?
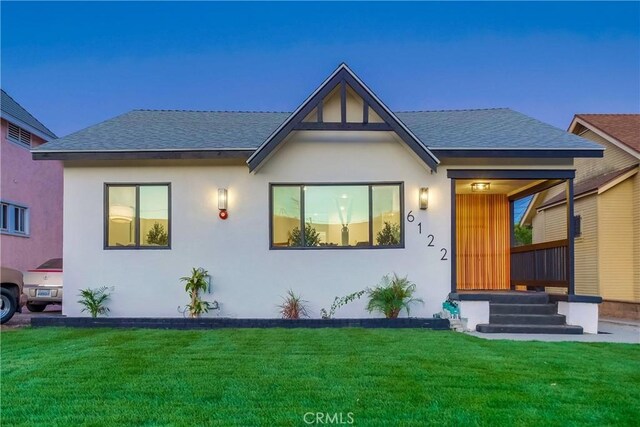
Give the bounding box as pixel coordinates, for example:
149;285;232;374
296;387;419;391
320;290;366;319
278;290;310;319
288;223;321;247
376;222;401;246
78;286;112;318
366;274;423;318
146;222;168;246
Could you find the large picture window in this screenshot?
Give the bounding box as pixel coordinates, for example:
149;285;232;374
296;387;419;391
271;183;403;249
105;184;171;249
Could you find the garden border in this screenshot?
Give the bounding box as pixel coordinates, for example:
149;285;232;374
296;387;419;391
31;317;450;330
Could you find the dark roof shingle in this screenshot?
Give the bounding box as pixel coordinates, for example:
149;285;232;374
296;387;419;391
35;108;603;154
0;89;57;139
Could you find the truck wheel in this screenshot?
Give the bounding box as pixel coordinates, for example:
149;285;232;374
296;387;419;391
1;288;17;324
26;303;47;313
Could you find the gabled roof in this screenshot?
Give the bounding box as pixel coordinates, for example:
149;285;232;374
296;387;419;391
247;63;439;172
570;114;640;157
1;89;57;140
33;64;604;162
33;109;605;160
537;165;639;210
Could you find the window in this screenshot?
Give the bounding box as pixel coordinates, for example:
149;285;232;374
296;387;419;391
105;184;170;249
7;123;31;146
0;202;29;236
0;203;7;231
271;183;403;249
14;206;26;233
574;215;582;238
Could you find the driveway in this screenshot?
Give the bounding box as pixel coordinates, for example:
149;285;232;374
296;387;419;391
1;305;63;329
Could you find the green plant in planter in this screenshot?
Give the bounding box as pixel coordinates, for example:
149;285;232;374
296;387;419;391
366;274;423;318
376;222;401;246
320;290;366;319
78;286;112;318
278;290;310;319
288;223;321;247
180;267;214;318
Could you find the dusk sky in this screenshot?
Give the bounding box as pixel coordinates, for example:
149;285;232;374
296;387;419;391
2;1;638;137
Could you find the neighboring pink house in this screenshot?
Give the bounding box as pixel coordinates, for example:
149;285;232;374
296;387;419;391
1;89;62;272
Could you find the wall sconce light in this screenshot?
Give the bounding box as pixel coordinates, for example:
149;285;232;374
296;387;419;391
419;187;429;210
218;188;228;220
471;182;490;192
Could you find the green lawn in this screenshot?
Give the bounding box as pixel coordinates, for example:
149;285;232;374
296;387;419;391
1;328;639;426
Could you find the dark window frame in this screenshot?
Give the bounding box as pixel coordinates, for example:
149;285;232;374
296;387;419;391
269;182;405;250
104;183;172;250
574;215;582;238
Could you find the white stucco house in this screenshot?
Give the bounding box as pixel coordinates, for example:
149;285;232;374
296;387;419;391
33;64;605;332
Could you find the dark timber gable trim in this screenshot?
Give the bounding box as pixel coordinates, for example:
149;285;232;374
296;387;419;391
246;63;440;172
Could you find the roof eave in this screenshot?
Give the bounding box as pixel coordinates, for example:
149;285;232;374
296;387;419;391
32;148;254;161
431;148;604;158
0;111;56;141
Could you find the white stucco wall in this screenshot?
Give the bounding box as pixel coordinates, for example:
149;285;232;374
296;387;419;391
63;131;454;318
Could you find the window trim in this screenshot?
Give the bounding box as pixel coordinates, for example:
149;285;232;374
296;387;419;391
0;200;30;237
269;182;405;250
104;183;172;250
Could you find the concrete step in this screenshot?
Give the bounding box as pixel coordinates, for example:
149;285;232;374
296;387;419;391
476;324;583;334
460;292;549;304
491;303;557;315
489;314;567;325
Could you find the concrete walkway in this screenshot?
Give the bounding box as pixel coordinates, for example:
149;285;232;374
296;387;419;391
468;319;639;343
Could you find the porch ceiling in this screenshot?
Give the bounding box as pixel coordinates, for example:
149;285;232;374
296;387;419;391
456;179;545;196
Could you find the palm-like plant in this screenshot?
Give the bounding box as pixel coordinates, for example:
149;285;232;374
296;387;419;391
278;289;310;319
180;267;211;318
78;286;111;318
366;274;423;318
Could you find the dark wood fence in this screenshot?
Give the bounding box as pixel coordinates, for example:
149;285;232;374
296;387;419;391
510;239;569;290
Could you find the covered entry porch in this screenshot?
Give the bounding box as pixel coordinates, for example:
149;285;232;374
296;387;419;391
446;170;600;334
448;169;577;295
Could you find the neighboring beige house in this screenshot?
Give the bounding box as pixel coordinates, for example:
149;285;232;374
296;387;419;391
522;114;640;319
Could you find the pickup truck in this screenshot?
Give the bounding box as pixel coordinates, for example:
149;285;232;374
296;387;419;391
1;267;26;324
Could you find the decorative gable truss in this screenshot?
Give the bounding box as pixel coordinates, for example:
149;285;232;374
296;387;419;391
247;63;440;172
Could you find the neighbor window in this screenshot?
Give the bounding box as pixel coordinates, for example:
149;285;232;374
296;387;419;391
7;123;31;147
105;184;170;249
271;183;403;249
574;215;582;238
0;201;29;236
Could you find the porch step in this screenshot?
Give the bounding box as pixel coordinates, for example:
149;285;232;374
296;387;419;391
490;303;557;315
489;314;567;325
486;293;549;304
459;292;549;304
476;324;583;334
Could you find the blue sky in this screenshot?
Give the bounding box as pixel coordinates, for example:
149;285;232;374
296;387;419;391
2;2;638;137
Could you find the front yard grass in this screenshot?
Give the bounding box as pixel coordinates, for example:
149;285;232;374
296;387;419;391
1;327;639;426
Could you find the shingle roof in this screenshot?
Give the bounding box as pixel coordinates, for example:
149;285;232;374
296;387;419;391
538;164;639;209
574;114;640;153
34;108;602;154
1;89;57;139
